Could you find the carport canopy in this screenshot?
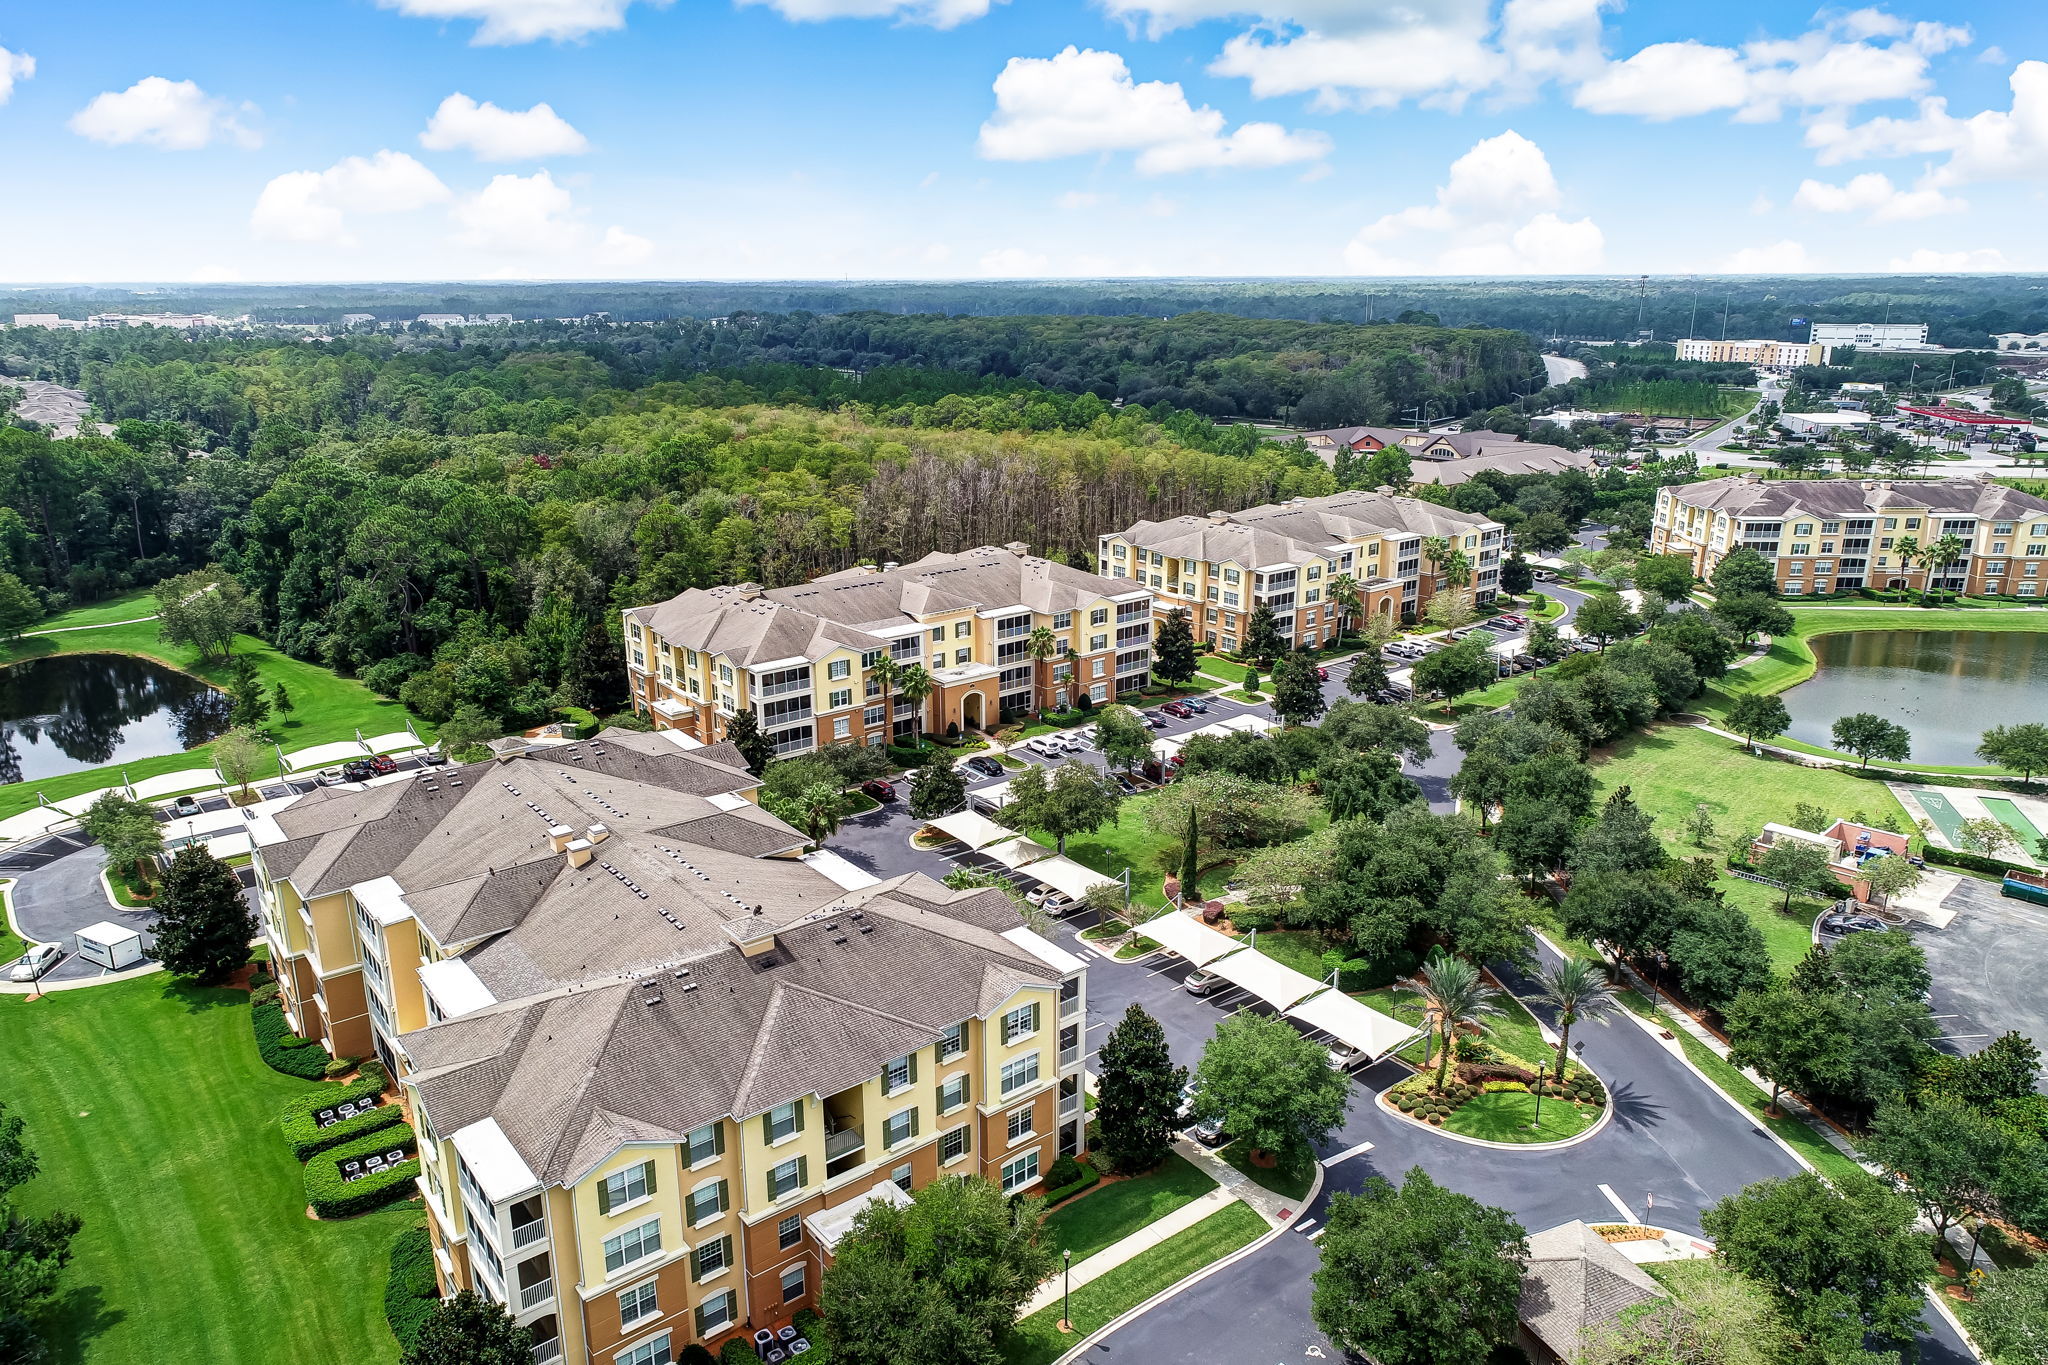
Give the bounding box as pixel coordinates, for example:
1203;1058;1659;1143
1208;947;1325;1011
971;781;1013;809
927;809;1020;850
1019;855;1115;902
986;836;1054;870
1136;910;1249;968
1287;988;1420;1062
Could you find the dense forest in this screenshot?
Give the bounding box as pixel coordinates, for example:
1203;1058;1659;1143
11;274;2047;346
1;324;1373;731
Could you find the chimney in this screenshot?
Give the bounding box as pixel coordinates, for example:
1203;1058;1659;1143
586;823;611;845
1740;472;1761;483
1207;510;1230;523
565;837;594;868
1004;541;1029;557
1879;481;1893;490
883;561;899;572
547;823;575;853
734;582;763;601
1861;480;1877;490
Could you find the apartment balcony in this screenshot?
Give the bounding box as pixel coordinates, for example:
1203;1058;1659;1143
1059;994;1081;1020
826;1124;865;1166
755;676;812;700
510;1217;546;1251
1058;1044;1080;1068
1059;1090;1083;1120
518;1279;554;1313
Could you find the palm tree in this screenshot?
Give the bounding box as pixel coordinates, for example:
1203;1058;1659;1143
895;663;934;747
1421;536;1451;589
794;782;844;848
1534;957;1616;1085
869;653;902;744
1891;535;1921;594
1329;573;1362;642
1026;625;1059;715
1925;533;1966;603
1397;956;1504;1092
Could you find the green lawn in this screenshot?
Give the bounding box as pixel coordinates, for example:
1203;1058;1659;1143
1439;1089;1600;1144
1612;987;1864;1184
21;589;160;632
1003;1202;1267;1365
0;974;414;1365
1040;1151;1216;1265
1582;380;1754;420
0;621;429;820
1697;606;2048;774
0;882;27;964
1196;656;1253;686
1032;796;1252;913
1219;1139;1314;1201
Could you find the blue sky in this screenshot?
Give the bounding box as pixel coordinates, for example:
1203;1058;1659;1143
1;0;2044;281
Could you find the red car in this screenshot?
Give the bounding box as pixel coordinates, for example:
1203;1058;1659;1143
1161;701;1194;718
859;779;896;801
369;754;398;776
1315;666;1330;681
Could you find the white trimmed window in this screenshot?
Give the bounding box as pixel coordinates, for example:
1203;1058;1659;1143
618;1281;658;1330
764;1101;804;1144
883;1053;916;1094
1000;1053;1041;1096
1000;1003;1040;1045
882;1107;919;1149
600;1160;654;1215
941;1126;971;1163
1007;1107;1035;1142
695;1291;737;1338
616;1332;672;1365
781;1263;807;1304
938;1022;967;1060
1000;1150;1040;1193
685;1122;723;1168
769;1156;807;1201
685;1179;728;1227
690;1234;733;1282
938;1073;970;1113
603;1218;662;1276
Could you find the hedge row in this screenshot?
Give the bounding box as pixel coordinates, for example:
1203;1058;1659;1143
305;1123;420;1219
280;1072;403;1161
1044;1155;1100;1206
253;1000;331;1080
383;1226;439;1352
1925;845;2034;878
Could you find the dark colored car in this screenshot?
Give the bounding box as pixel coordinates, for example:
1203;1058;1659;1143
342;759;376;782
1142;712;1168;729
369;754;398;776
963;756;1003;779
859;779;896;801
1161;701;1194;719
419;748;449;766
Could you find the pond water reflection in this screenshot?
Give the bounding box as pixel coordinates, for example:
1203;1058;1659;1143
0;653;231;785
1781;630;2048;767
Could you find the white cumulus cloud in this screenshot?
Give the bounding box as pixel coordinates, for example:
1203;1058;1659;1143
1344;130;1603;275
1888;247;2010;272
736;0;1000;27
598;225;654;264
451;169;585;252
1807;59;2048;188
251;150;451;245
980;247;1049;275
69;76;256;149
1721;240;1813;273
375;0;668;44
1792;172;1964;221
977;46;1327;175
0;45;33;105
420;93;587;160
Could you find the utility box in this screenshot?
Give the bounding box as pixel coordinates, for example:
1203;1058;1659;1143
75;921;145;971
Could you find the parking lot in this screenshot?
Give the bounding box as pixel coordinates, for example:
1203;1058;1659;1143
1910;876;2048;1090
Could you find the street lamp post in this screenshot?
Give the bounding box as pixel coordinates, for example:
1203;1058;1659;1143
1059;1249;1072;1333
1530;1061;1546;1132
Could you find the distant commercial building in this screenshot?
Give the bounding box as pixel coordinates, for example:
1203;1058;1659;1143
1296;425;1596;484
1896;404;2035;434
1652;473;2048;596
9;313;65;328
1781;411;1875;436
1672;338;1822;369
1809;322;1931;351
1992;332;2048;352
1103;489;1505;648
340;313;377;327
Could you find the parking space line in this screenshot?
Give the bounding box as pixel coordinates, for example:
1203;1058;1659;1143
1597;1184;1637;1223
1321;1141;1375;1168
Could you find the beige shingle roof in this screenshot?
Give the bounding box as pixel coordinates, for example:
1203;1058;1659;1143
1665;475;2048;521
1518;1221;1665;1360
1117;489;1496;567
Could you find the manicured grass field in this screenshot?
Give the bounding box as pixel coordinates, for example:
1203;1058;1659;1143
1582;380;1754;420
0;974;414;1365
1195;656;1253;686
1219;1138;1314;1201
1440;1089;1600;1144
1697;606;2048;774
0;881;27;965
20;589;160;632
1035;794;1267;912
0;621;428;820
1039;1150;1216;1264
1003;1201;1267;1365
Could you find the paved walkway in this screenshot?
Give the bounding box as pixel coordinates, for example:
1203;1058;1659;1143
24;613;158;635
1019;1136;1299;1316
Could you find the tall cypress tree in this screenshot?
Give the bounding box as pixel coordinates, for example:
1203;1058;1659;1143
152;846;258;984
1095;1004;1186;1175
1179;803;1201;904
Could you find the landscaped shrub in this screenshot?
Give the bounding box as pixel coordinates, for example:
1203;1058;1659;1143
304;1124;420;1219
323;1056;359;1080
361;1058;391;1090
1481;1080;1531;1094
253;999;331;1080
280;1073;404;1161
1925;846;2031;877
1046;1154;1085;1189
250;982;280;1006
249;966;275;989
1045;1155;1100;1205
719;1339;763;1365
383;1226;439;1352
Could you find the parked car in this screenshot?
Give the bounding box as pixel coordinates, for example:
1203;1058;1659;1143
1052;734;1086;754
1533;567;1558;582
1184;968;1227;996
1820;912;1889;936
1315;666;1330;681
1039;892;1075;916
963;756;1004;779
316;766;348;786
1024;884;1057;906
1327;1041;1368;1072
369;754;399;776
1027;736;1062;756
1161;701;1194;719
10;943;61;983
1183;697;1210;714
341;759;376;782
419;748;449;767
1142;711;1168;729
1481;618;1519;633
1496;612;1528;626
858;779;895;801
1188;1111;1229;1146
170;793;202;818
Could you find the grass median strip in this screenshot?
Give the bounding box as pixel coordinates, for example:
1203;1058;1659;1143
1040;1150;1215;1264
1004;1201;1269;1365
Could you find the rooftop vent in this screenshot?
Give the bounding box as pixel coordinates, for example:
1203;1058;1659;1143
565;838;594;869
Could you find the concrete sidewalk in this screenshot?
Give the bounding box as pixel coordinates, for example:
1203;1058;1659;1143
1019;1135;1298;1316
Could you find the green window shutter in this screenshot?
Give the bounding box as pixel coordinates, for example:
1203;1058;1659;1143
597;1180;613;1216
713;1123;726;1157
911;1108;920;1138
762;1113;773;1144
797;1155;809;1189
718;1179;730;1214
908;1052;918;1084
643;1162;656;1196
795;1101;807;1134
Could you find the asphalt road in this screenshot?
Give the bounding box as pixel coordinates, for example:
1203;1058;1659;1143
1912;875;2048;1091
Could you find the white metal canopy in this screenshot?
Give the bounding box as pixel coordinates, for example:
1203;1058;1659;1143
1135;911;1249;969
928;809;1021;850
986;836;1054;870
1020;855;1116;902
1287;988;1421;1062
1208;947;1326;1010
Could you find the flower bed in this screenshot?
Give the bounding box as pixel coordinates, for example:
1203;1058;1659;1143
279;1067;400;1161
1592;1224;1662;1243
305;1124;421;1219
1387;1041;1607;1133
